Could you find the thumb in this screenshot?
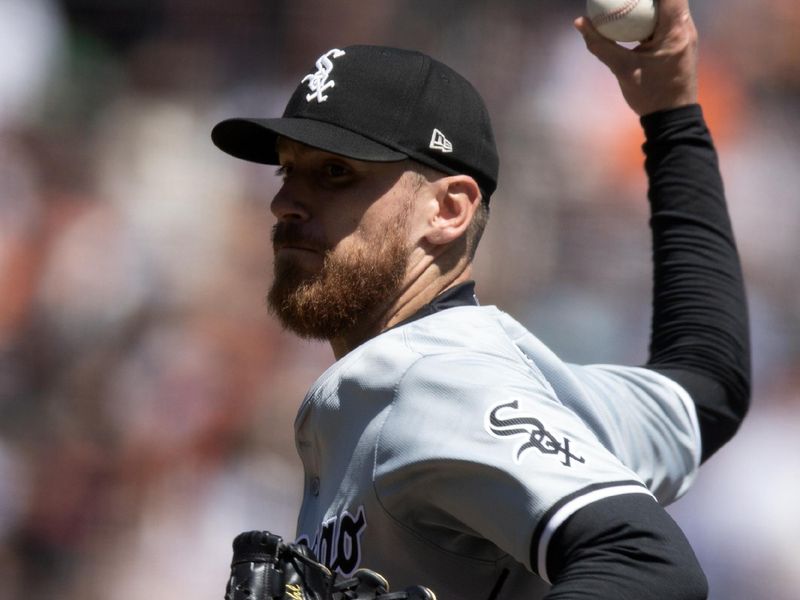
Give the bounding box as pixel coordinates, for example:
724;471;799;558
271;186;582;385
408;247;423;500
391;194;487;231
574;16;630;73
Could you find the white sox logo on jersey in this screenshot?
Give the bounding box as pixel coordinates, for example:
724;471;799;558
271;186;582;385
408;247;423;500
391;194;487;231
296;506;366;576
302;48;346;103
486;400;586;467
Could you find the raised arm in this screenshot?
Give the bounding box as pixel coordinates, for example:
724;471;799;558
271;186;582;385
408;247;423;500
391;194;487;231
576;0;751;463
538;3;750;598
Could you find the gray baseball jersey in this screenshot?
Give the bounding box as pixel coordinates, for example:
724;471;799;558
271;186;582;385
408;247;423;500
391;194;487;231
293;305;700;599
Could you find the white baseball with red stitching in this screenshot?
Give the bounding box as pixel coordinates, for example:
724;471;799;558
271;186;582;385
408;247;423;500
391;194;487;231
586;0;658;43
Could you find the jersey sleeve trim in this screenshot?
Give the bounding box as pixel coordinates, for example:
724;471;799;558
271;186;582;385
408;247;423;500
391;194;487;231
653;372;702;497
531;480;654;583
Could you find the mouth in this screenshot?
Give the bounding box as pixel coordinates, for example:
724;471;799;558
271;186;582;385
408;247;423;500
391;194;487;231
274;243;323;254
271;224;327;256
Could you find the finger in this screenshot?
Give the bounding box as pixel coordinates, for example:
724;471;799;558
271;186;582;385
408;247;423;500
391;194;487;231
649;0;693;41
656;0;691;23
638;0;696;52
573;17;631;72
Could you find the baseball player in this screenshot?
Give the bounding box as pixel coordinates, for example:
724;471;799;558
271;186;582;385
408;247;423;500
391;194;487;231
211;1;750;598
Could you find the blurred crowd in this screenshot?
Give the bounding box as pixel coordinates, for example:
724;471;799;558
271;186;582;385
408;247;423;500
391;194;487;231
0;1;798;599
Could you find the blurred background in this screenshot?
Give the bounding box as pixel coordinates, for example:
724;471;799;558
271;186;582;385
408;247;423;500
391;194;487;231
0;0;797;598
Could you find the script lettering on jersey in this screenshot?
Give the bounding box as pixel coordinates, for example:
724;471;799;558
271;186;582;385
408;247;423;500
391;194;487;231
485;400;586;467
296;506;366;576
301;48;346;103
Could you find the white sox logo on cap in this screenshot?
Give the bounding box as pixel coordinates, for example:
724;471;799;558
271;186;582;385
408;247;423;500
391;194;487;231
302;48;346;103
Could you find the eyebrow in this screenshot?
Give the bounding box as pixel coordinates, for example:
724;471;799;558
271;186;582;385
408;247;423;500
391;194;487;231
276;136;334;159
275;136;302;157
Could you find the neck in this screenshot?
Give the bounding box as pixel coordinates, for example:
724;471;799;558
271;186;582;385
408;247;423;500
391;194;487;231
329;258;473;360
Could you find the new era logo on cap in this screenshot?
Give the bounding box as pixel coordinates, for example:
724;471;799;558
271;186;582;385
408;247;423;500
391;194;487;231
429;129;453;153
211;45;499;198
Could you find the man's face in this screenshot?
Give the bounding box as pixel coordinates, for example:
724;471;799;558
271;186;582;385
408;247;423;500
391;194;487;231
267;139;423;341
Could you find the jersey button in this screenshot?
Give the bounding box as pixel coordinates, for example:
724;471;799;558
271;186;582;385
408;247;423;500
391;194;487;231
310;476;320;496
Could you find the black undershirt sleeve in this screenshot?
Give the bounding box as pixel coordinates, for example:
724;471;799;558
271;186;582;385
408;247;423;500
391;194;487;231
542;494;708;599
640;104;751;462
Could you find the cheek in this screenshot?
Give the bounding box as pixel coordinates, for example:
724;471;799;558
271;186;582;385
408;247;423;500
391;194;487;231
355;217;409;251
361;197;418;242
328;232;371;261
326;223;394;265
315;207;365;251
326;179;418;249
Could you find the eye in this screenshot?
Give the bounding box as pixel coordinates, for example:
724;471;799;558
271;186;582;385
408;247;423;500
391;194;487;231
275;164;292;179
323;162;351;179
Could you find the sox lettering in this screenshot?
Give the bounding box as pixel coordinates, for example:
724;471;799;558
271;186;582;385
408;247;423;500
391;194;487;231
297;506;367;575
487;400;586;467
302;48;346;103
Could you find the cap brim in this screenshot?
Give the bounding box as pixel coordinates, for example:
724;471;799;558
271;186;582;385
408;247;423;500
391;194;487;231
211;118;408;165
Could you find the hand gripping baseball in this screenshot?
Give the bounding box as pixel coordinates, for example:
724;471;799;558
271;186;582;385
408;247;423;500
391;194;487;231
225;530;437;600
575;0;698;116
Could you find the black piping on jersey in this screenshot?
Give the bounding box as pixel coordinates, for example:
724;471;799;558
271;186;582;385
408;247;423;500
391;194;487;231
484;568;510;600
640;105;751;463
527;479;650;582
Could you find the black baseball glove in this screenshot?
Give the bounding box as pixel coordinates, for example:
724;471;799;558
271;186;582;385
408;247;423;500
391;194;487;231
225;530;436;600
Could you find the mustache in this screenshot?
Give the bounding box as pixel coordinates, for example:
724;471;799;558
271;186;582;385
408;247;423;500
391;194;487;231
271;223;328;253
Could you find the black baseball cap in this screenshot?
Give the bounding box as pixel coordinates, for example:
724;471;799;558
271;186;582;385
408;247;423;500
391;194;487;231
211;45;499;198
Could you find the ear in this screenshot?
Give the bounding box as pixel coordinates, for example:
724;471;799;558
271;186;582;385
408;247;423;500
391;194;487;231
424;175;481;246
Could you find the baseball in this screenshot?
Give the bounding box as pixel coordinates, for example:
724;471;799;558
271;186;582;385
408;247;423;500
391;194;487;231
587;0;658;43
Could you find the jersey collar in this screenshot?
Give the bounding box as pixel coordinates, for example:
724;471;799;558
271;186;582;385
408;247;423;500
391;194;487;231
390;280;479;330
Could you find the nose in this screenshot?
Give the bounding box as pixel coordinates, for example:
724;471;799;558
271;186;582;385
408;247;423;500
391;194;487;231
270;182;310;222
